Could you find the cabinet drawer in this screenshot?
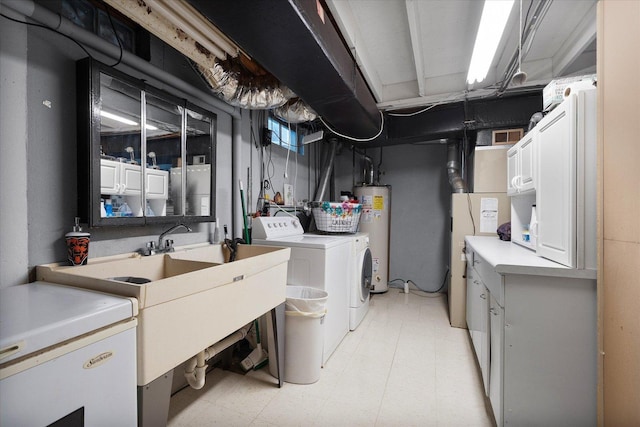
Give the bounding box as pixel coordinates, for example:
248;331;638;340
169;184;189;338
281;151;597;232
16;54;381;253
472;252;504;306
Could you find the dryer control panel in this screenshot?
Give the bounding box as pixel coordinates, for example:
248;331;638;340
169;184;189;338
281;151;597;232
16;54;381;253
252;216;303;239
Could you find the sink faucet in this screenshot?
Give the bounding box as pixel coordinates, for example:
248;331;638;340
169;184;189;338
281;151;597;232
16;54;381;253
142;223;191;255
158;223;192;251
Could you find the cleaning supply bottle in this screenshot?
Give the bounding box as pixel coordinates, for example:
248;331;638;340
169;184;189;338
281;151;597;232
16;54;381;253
65;217;90;266
104;198;113;217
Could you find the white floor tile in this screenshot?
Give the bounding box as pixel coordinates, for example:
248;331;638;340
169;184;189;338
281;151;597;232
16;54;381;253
167;290;493;427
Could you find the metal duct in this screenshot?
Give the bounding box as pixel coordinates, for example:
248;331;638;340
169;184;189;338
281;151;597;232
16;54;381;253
528;112;544;132
447;142;467;193
100;0;317;121
274;99;318;124
197;62;290;110
189;0;382;139
313;139;338;202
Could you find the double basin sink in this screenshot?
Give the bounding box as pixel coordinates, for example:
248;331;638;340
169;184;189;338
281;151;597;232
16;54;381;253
37;243;290;386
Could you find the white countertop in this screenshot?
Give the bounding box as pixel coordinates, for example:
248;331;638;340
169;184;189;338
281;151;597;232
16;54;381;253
465;236;597;279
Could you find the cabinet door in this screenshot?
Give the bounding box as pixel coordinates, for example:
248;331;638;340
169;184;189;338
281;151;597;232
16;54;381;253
518;133;535;193
506;147;518;196
489;293;504;427
536;95;577;267
465;265;477;341
120;163;142;195
146;169;168;199
479;285;490;396
507;133;536;196
100;159;120;195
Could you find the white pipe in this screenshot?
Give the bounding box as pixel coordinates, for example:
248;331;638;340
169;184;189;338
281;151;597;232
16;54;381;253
184;327;249;389
0;0;240;119
184;351;207;390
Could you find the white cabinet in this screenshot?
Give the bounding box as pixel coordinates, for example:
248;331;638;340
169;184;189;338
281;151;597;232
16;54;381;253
509;87;597;269
506;132;535;196
535;88;597;269
465;251;490;396
488;293;503;427
100;159;168;217
145;169;168;199
465;236;597;427
100;159;142;196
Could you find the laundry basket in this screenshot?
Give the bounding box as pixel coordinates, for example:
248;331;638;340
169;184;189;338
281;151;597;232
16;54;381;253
311;202;362;233
284;286;328;384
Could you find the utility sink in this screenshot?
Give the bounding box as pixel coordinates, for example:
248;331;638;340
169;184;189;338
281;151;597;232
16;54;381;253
37;243;291;386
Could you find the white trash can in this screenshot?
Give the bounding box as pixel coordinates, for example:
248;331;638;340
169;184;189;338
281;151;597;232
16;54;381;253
284;286;328;384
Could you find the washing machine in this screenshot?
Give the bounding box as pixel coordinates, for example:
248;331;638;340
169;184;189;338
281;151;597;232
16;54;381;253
349;232;372;330
0;281;138;426
252;216;352;365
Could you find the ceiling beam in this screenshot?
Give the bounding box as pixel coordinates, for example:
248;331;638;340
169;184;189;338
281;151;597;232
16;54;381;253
325;0;384;102
405;0;426;97
191;0;382;138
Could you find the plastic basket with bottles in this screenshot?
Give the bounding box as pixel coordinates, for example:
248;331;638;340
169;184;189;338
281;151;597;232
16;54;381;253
311;201;362;233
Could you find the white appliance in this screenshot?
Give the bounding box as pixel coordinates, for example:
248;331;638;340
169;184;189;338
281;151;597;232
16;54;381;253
252;216;351;365
449;193;510;329
349;232;372;330
508;86;596;269
0;281;138;426
354;185;391;293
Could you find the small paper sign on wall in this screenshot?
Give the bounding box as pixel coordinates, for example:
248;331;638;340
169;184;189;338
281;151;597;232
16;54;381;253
480;197;499;233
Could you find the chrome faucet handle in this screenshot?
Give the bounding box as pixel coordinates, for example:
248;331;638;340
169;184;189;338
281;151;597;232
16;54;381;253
143;241;157;256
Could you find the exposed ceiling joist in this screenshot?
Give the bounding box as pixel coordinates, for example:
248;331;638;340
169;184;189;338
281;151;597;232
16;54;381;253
325;0;385;102
405;0;426;97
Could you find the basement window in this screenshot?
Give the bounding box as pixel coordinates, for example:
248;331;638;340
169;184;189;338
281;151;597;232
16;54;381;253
267;117;303;154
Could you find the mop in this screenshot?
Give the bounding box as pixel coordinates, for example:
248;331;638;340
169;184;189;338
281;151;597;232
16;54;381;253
240;319;269;371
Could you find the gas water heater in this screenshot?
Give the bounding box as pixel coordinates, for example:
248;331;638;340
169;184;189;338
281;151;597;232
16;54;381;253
354;185;391;293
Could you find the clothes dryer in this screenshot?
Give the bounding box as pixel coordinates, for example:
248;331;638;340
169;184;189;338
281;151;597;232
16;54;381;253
252;216;352;365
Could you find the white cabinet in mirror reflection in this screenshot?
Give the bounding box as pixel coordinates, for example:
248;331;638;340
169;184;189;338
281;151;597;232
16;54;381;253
170;165;211;216
101;159;168;217
100;159;142;195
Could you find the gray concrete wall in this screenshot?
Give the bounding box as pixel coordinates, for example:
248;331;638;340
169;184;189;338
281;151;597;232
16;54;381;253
335;143;451;292
0;12;314;288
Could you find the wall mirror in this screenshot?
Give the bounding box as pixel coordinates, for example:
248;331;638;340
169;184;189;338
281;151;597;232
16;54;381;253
77;58;216;227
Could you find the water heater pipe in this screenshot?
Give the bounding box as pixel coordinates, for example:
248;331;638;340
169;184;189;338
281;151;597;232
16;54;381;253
447;141;467;193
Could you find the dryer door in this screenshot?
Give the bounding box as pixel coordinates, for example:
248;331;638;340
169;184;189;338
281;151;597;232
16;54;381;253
360;248;373;302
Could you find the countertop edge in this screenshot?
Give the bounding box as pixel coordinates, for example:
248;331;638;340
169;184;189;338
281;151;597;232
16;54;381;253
465;236;597;279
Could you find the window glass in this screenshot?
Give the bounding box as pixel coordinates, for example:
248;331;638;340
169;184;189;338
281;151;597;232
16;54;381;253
267;117;303;154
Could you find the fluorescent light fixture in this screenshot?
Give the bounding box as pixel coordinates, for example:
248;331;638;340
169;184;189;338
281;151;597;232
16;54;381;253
466;0;515;85
100;110;158;130
100;110;137;126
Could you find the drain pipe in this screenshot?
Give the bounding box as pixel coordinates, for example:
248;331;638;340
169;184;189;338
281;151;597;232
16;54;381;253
447;141;467;193
184;326;249;389
1;0;240;119
313;138;338;202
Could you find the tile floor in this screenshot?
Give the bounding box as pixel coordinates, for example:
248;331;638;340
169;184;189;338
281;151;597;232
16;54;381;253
168;289;494;426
